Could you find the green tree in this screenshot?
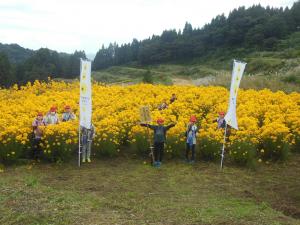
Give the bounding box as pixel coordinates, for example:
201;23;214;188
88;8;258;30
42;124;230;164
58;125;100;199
142;70;153;83
0;53;14;87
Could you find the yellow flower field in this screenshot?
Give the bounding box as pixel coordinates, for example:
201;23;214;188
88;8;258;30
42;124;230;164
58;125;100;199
0;80;299;165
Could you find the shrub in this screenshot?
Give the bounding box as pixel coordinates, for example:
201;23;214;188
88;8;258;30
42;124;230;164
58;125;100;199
228;140;257;168
199;138;222;161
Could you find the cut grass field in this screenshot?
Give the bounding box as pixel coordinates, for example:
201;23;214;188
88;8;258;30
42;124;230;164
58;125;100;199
1;155;300;225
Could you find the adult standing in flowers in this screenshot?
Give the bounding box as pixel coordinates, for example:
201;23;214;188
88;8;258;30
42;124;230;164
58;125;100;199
185;115;198;163
31;112;46;160
80;124;95;163
140;118;176;167
44;106;59;125
61;105;76;122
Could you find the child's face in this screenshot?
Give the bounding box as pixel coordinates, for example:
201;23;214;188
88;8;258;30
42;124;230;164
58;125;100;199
65;108;70;113
37;115;43;120
51;111;56;115
220;114;224;118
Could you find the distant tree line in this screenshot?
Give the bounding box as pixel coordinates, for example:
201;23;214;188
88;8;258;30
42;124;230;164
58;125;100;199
93;2;300;70
1;2;300;87
0;48;86;87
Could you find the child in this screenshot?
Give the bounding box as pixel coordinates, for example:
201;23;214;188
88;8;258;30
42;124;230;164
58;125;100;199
158;99;168;110
185;115;198;163
61;105;76;122
80;124;95;163
170;93;177;104
44;106;59;125
217;112;226;129
216;111;231;141
31;112;46;160
140;118;175;167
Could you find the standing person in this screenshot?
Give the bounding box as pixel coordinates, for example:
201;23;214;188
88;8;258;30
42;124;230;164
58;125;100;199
140;118;175;167
170;93;177;104
185;115;198;163
158;99;168;110
61;105;76;122
44;106;59;125
31;112;46;160
216;111;231;142
80;124;95;163
217;112;226;129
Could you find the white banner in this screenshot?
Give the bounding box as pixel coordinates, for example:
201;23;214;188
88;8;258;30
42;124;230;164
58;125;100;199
224;60;246;130
79;59;92;129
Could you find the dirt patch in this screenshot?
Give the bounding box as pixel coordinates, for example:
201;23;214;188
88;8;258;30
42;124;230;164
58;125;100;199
172;76;215;86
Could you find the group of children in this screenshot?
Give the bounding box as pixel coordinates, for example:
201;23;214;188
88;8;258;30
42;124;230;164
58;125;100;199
31;101;227;167
31;106;76;160
140;112;227;168
31;106;95;163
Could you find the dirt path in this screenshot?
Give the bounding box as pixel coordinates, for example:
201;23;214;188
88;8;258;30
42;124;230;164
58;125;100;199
172;76;215;86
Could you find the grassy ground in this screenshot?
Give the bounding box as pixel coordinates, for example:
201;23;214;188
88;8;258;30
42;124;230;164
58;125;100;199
92;57;300;92
1;155;300;225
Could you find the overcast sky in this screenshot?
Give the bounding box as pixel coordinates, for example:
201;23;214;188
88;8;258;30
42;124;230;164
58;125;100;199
0;0;296;55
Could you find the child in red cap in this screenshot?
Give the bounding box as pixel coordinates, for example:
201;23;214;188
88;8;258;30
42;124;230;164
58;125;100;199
31;112;46;160
217;112;226;129
185;115;198;163
61;105;76;122
140;118;175;167
45;106;59;125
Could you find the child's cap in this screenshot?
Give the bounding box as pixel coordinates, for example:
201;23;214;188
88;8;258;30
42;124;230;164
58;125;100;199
37;112;43;116
65;105;71;109
50;106;57;112
219;112;225;116
157;118;164;124
190;115;197;122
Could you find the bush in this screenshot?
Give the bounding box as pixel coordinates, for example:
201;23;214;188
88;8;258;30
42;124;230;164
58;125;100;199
259;137;290;161
292;135;300;153
42;131;76;162
165;136;186;159
0;135;24;164
281;72;300;85
143;70;154;84
246;57;285;74
130;132;150;156
93;134;119;157
199;138;222;161
228;140;257;168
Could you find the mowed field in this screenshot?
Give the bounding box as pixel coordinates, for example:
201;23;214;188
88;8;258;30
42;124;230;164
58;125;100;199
1;155;300;225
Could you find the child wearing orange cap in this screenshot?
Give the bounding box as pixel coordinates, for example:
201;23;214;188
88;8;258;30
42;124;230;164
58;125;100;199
140;118;176;167
185;115;198;163
61;105;76;122
31;112;46;160
44;106;59;125
217;112;226;129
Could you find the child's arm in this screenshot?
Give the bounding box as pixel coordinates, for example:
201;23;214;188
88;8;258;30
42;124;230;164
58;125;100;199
140;123;156;130
165;123;176;131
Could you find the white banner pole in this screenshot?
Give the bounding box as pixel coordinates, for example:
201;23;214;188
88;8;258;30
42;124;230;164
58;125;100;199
220;123;228;169
78;126;81;167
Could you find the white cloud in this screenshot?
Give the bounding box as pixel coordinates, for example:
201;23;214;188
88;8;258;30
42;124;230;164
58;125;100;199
0;0;296;53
